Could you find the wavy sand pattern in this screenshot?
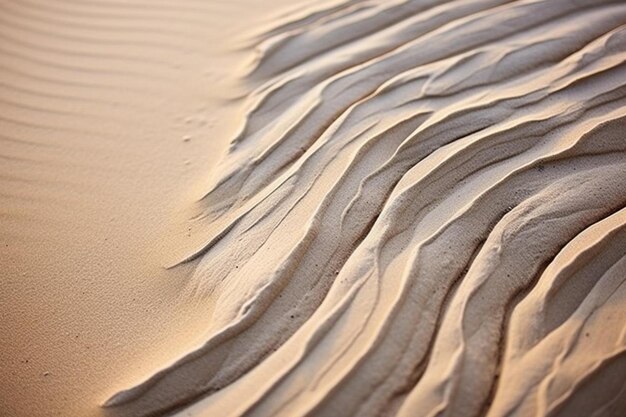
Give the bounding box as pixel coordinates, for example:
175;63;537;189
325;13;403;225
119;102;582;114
104;0;626;416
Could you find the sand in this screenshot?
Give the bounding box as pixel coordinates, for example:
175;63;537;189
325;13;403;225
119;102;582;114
1;0;625;417
0;0;309;415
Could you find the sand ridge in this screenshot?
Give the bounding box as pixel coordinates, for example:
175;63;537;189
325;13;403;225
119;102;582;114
103;0;626;417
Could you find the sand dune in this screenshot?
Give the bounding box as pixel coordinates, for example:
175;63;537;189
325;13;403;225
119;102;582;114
101;1;626;417
2;0;625;416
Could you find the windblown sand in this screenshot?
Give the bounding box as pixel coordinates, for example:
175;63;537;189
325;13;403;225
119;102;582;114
2;1;626;417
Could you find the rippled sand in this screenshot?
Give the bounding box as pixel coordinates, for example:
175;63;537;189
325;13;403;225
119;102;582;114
2;1;626;417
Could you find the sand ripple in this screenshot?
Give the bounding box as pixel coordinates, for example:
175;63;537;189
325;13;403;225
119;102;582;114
106;1;626;416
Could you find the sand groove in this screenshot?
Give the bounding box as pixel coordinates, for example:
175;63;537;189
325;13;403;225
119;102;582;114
104;1;626;416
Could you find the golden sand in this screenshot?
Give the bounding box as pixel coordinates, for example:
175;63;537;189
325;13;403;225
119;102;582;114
2;1;625;417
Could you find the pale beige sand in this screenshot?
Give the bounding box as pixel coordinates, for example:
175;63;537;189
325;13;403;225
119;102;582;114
2;1;626;417
0;0;311;416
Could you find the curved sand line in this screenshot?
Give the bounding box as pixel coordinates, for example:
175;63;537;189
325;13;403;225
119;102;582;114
106;0;626;416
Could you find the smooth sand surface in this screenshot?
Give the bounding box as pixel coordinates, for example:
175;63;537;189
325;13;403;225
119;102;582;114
2;1;626;417
0;0;313;416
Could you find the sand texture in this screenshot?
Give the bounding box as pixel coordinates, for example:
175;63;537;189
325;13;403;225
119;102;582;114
105;0;626;416
2;0;626;417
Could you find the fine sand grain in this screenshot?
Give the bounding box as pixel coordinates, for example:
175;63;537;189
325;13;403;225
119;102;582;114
2;1;626;417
